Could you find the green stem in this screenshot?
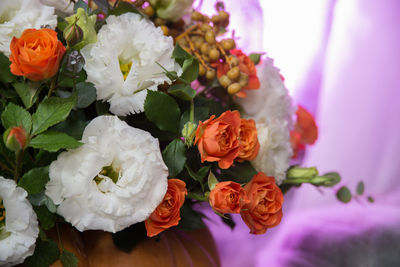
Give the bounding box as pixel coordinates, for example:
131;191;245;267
13;151;23;183
189;99;194;123
47;78;57;97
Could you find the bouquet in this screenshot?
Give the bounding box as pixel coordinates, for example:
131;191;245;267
0;0;342;266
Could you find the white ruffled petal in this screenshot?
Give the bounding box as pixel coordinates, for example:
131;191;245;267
46;115;169;232
80;13;182;116
0;177;39;266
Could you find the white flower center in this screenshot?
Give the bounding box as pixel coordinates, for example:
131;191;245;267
119;61;132;81
0;198;5;224
0;6;18;24
94;164;121;185
0;198;10;240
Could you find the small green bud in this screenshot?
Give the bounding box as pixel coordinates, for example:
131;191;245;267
63;21;84;48
207;171;218;191
3;127;28;152
182;121;197;146
287;166;318;179
65;8;97;50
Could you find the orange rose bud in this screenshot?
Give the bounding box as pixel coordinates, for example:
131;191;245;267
290;105;318;158
4;126;28;152
145;179;187;237
237;118;260;161
209;181;244;214
240;172;284;235
9;28;66;81
295;105;318;144
194;110;241;169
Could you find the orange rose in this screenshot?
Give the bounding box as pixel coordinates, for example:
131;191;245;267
195;110;241;169
213;49;260;97
145;179;187;237
209;181;245;214
290;105;318;158
237;118;260;161
9;28;66;81
240;172;283;235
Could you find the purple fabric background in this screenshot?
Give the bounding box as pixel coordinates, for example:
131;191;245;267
196;0;400;266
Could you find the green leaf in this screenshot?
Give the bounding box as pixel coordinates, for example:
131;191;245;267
60;250;78;267
356;181;365;195
31;93;77;136
162;139;186;177
144;91;180;133
249;53;262;65
336;186;352;203
30;131;82;152
18;166;49;195
24;239;60;267
221;162;257;184
34;205;56;230
112;222;147;252
28;192;48;206
76;82;97;108
181;57;199;83
1;103;32;132
185;164;210;184
51;110;87;140
168;84;196;101
208;171;218;191
13;82;40;109
57;17;68;32
45;197;57;213
177;204;205;231
0;53;15;83
322;172;341;187
367;196;375;203
28;192;57;213
109;1;142;16
172;44;192;66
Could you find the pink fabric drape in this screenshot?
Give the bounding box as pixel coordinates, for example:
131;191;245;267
200;0;400;266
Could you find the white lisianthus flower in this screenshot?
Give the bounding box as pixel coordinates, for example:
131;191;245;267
80;13;182;116
40;0;74;16
45;116;168;232
149;0;194;22
0;0;57;56
236;58;294;184
0;176;39;267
